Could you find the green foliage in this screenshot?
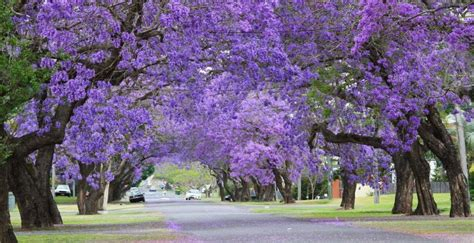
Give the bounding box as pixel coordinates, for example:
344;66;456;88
307;65;360;117
0;137;11;164
0;2;51;164
0;1;50;123
154;162;213;192
132;165;155;187
292;175;327;200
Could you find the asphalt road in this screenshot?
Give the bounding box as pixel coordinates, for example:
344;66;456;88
145;197;435;243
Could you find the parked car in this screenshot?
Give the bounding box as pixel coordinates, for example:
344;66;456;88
224;195;233;202
129;188;145;203
185;189;202;200
55;185;72;197
149;186;157;192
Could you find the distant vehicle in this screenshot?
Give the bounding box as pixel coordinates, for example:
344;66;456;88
129;188;145;203
185;189;202;200
224;195;233;202
149;186;157;192
55;185;72;197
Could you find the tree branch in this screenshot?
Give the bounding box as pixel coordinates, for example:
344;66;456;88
308;122;385;151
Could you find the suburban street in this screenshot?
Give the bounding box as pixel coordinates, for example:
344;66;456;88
145;196;435;243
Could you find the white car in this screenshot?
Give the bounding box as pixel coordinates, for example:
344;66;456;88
55;184;72;197
185;189;202;200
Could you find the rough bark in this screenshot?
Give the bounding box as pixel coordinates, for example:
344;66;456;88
251;178;275;201
408;142;439;215
8;147;63;229
76;164;104;215
240;179;250;202
231;180;242;201
107;161;135;202
221;171;236;201
418;106;471;217
0;163;17;243
252;177;262;200
108;166;134;202
262;185;275;201
216;177;225;201
272;169;295;204
392;154;414;215
340;173;356;210
229;178;250;202
77;179;103;215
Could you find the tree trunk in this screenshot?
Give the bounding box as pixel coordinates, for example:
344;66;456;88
222;171;235;201
77;180;103;215
252;177;262;201
273;169;295;204
107;163;134;203
240;179;250;202
76;164;103;215
418;106;471;217
77;180;87;215
392;154;414;215
8;147;63;229
340;173;356;210
0;163;17;243
231;180;243;202
108;171;134;202
445;172;471;217
408;142;439;215
262;185;275;201
216;177;225;201
84;192;100;215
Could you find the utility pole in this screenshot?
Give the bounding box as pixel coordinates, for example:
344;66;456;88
328;157;333;200
103;182;110;211
274;182;278;201
455;105;470;199
297;176;302;201
374;186;380;204
72;180;76;197
374;165;380;204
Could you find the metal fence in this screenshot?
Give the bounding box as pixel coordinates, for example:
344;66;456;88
382;181;450;194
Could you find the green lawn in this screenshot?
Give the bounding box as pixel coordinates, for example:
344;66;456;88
54;196;77;205
11;203;179;242
355;219;474;235
16;230;178;243
10;203;162;227
250;193;470;219
247;193;474;237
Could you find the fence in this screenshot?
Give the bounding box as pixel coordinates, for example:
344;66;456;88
383;181;450;194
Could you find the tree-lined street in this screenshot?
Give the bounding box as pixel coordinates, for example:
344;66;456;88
1;1;473;242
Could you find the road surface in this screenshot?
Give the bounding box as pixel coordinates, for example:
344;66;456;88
145;196;434;243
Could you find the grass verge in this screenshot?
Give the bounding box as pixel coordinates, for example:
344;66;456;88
354;219;474;235
11;203;179;242
248;193;474;237
250;193;473;219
